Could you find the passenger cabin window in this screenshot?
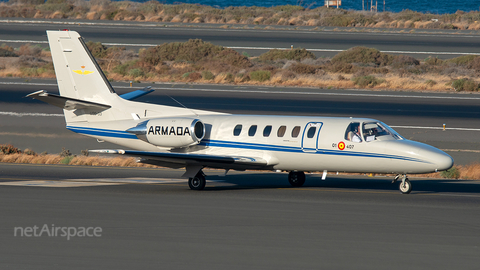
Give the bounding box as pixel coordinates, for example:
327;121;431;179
233;124;242;136
277;126;286;137
263;125;272;137
345;122;362;142
307;127;317;138
363;122;404;142
291;126;301;138
248;125;257;136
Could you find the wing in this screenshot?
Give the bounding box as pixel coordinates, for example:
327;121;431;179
89;149;273;172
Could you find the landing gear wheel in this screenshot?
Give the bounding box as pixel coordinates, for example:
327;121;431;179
288;171;306;187
188;172;206;190
399;178;412;194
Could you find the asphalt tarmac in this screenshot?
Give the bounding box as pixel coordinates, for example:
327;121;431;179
1;163;480;269
1;18;480;58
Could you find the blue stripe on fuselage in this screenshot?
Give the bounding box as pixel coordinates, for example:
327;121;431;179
66;126;429;163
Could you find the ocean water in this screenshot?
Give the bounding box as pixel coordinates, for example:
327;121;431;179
126;0;479;14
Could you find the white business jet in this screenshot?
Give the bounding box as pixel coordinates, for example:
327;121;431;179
27;30;453;194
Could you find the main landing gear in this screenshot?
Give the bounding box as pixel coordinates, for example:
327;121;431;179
288;171;306;187
393;174;412;194
188;171;206;190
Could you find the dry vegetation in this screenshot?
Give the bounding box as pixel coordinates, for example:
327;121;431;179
0;144;478;180
0;144;158;168
2;41;480;92
2;0;480;30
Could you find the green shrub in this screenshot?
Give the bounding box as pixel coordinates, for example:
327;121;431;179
250;70;271;82
289;63;317;74
0;144;22;154
391;55;419;68
128;68;144;78
183;72;201;81
86;41;108;58
424;57;443;66
325;62;358;74
440;167;460;179
141;39;221;64
201;70;215;80
467;56;480;71
332;46;393;66
447;55;477;66
213;49;251;68
224;72;234;82
425;80;437;87
60;156;74;165
23;149;37;156
59;147;71;157
352;75;384;88
259;48;316;61
451;78;479;92
0;48;18;57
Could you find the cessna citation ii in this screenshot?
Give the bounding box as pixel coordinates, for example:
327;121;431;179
27;30;454;194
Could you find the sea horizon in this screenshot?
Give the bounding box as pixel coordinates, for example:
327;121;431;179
111;0;479;14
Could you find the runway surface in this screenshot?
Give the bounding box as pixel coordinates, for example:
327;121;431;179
1;18;480;58
1;163;480;269
1;78;479;165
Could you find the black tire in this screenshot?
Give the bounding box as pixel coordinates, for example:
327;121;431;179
188;173;206;190
288;171;306;187
399;178;412;194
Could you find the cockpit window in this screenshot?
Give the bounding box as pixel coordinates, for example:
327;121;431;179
345;122;362;142
362;122;404;142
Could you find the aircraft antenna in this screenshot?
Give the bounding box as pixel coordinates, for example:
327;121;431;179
166;94;199;117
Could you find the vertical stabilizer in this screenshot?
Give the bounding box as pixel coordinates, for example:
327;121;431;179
48;30;117;106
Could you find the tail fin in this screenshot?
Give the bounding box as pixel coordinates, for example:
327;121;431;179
36;30;221;126
48;30;116;102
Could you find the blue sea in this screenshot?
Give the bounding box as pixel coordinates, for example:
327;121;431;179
127;0;479;14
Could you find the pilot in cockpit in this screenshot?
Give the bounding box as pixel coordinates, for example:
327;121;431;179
346;122;362;142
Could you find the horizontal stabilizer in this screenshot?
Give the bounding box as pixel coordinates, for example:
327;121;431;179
26;90;111;111
119;87;154;101
89;149;270;168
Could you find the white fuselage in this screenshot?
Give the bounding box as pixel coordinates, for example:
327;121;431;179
69;113;454;174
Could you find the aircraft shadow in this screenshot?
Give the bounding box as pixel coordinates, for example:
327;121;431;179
204;173;480;194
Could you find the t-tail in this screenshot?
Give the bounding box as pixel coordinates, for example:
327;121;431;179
27;30;213;127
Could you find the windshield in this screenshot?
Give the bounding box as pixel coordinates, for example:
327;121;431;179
362;122;404;142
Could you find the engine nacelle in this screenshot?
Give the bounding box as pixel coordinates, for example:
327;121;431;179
127;118;205;148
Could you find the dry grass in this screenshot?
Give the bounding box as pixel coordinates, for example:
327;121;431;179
2;41;479;92
0;152;157;168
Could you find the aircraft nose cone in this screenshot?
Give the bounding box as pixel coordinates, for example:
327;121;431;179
434;151;454;172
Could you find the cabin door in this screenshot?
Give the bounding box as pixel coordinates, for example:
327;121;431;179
301;122;323;152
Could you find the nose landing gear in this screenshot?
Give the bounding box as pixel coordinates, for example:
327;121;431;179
288;171;306;187
393;174;412;194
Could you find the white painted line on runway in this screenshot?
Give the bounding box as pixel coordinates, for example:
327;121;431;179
228;46;480;56
0;111;63;117
0;178;213;188
7;81;480;100
150;86;480;100
68;177;187;184
1;38;478;55
0;180;122;187
0;39;48;44
391;125;480;131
